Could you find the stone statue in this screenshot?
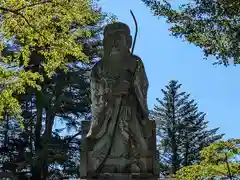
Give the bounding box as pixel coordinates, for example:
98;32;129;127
85;21;151;174
80;21;159;180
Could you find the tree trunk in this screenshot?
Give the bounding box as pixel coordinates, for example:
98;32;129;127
31;91;43;180
42;110;55;180
171;96;178;175
183;131;189;166
171;135;178;174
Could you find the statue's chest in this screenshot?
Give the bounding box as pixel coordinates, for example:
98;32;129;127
99;68;120;87
97;58;136;87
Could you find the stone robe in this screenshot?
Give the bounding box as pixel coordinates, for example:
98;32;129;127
86;54;149;173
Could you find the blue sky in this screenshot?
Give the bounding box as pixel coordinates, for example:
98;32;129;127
99;0;240;139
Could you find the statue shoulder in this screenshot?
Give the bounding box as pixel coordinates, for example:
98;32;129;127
132;54;141;61
132;54;144;68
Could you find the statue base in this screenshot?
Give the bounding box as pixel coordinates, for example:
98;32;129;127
80;120;160;180
87;173;158;180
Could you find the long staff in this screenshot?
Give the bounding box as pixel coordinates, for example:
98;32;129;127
129;10;139;173
130;10;138;55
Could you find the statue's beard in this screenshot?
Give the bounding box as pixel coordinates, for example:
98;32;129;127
103;35;131;59
109;48;125;60
110;47;121;56
104;47;129;60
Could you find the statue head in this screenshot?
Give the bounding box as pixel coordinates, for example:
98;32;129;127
103;22;132;59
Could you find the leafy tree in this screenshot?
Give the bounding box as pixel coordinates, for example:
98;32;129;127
0;1;114;179
152;80;223;176
0;0;101;119
142;0;240;65
176;139;240;180
0;48;92;180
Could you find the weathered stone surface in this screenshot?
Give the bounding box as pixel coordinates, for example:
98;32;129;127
80;120;159;179
80;121;91;178
79;21;159;179
87;173;158;180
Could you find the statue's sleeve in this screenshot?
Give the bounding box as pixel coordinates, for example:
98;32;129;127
133;56;149;118
86;64;105;137
91;74;104;119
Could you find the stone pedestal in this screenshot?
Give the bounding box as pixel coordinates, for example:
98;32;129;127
80;120;159;180
87;173;158;180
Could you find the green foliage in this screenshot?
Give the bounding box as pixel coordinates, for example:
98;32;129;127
0;62;92;179
0;1;112;179
142;0;240;65
152;80;223;176
176;139;240;179
0;0;101;119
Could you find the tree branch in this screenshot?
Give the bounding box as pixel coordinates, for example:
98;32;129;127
66;131;82;144
0;0;53;12
15;0;53;12
0;6;48;41
225;152;233;180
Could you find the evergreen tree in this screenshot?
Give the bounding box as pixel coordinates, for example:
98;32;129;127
151;80;223;176
179;102;223;167
142;0;240;65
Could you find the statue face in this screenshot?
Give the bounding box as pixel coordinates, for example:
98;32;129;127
103;30;132;59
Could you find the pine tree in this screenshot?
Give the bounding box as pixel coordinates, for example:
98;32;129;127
179;103;224;167
151;80;223;176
